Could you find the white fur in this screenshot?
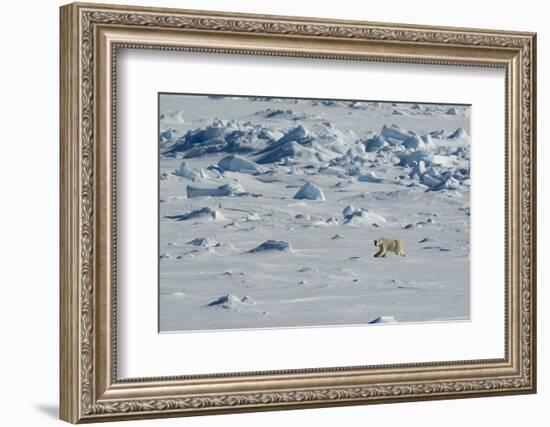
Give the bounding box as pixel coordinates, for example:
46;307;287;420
374;238;406;257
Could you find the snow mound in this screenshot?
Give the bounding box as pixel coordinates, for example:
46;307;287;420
428;172;460;191
318;166;342;176
248;240;292;253
293;182;326;201
449;127;469;140
312;217;339;226
312;99;348;108
342;205;355;218
160;172;176;181
218;154;262;173
174;160;206;180
368;315;397;324
349;101;367;109
256;108;306;120
240;295;256;304
161;110;185;124
166;207;224;221
343;207;387;225
187;182;245;198
207;294;254;310
358;172;383;183
245;212;261;221
188;237;220;248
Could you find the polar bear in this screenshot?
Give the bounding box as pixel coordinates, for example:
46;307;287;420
374;238;406;257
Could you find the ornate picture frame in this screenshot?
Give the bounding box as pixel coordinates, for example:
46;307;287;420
60;2;536;423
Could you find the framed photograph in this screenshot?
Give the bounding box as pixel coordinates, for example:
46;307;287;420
60;2;537;423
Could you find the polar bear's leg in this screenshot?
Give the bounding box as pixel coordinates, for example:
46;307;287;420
395;240;406;257
374;246;386;257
